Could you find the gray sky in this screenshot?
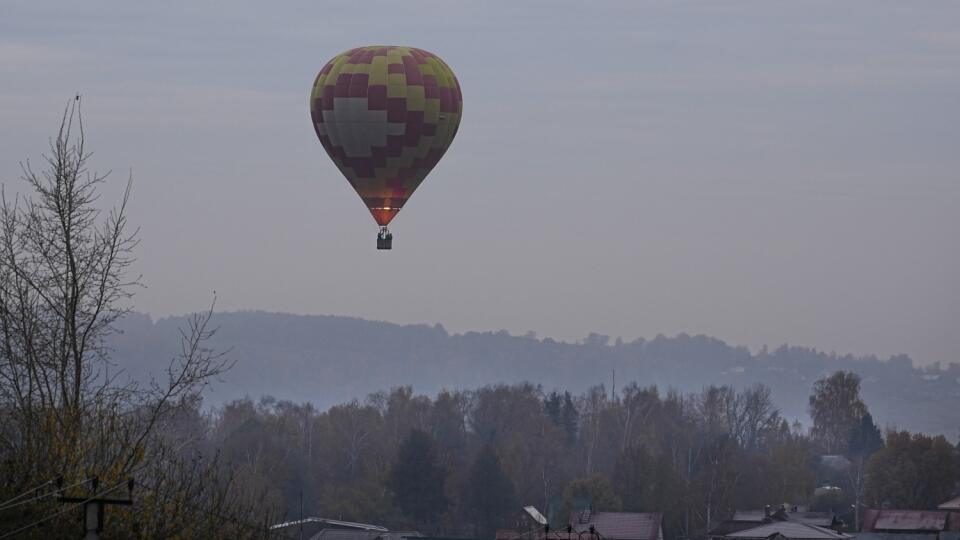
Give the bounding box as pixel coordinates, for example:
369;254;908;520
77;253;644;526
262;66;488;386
2;1;958;365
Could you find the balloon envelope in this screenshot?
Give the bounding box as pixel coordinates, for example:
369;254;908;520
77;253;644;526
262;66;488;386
310;46;463;226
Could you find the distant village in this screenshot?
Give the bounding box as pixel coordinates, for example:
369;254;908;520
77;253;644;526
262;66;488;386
272;495;960;540
255;369;960;540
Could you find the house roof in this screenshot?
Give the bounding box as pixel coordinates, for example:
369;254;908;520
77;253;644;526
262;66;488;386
311;531;421;540
790;513;837;528
572;512;663;540
728;510;836;527
862;510;949;532
271;518;389;532
940;498;960;511
733;512;768;522
712;509;839;537
726;522;851;540
852;533;938;540
711;521;769;537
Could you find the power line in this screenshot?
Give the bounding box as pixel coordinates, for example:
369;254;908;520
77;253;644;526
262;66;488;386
0;480;127;540
0;477;89;512
0;479;53;511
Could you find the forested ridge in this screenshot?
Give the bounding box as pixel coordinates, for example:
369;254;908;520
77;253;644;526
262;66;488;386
95;312;960;539
110;311;960;436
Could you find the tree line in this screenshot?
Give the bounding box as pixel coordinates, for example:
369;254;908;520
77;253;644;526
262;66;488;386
205;372;959;539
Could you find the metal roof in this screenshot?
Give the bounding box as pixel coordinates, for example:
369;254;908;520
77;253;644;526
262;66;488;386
726;522;850;540
572;512;663;540
852;533;937;540
728;510;835;528
791;513;836;528
311;531;422;540
873;511;947;532
271;517;389;532
940;498;960;511
733;512;768;522
711;521;769;537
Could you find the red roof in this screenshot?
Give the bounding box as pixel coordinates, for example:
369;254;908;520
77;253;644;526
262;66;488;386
862;510;960;532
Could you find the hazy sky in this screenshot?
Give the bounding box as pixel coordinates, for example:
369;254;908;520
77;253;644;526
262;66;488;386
2;2;958;365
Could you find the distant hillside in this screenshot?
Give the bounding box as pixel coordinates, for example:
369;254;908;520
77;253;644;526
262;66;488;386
109;311;960;437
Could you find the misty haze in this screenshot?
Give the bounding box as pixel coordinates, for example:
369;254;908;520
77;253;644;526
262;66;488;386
1;2;958;540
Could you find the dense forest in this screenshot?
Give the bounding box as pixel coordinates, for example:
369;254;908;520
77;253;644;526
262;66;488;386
109;311;960;437
174;372;960;539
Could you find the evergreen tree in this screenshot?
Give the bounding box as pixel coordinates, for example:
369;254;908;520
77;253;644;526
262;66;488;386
468;444;516;539
389;430;448;529
847;413;883;459
561;392;579;445
545;391;563;427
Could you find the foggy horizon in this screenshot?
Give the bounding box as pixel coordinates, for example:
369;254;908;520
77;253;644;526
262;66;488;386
127;306;925;366
3;3;960;538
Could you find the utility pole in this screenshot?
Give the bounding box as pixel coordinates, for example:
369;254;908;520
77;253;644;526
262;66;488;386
58;476;134;539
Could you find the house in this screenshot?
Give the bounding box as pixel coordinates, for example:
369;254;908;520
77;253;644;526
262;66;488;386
496;510;663;540
940;498;960;512
571;511;663;540
314;530;422;540
857;509;960;540
709;505;843;539
721;522;851;540
269;516;421;540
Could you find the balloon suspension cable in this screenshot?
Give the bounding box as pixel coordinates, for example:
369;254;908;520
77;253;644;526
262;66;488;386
377;226;393;250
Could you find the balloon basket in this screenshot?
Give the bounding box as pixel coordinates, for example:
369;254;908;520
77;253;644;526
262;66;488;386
377;227;393;250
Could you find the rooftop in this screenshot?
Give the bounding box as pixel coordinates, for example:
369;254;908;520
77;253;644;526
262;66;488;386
941;498;960;511
726;522;851;540
572;512;663;540
862;510;960;533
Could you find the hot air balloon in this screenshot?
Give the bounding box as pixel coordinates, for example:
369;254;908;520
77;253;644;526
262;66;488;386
309;46;463;249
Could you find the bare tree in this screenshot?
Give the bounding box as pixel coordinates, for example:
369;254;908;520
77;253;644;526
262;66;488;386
0;99;273;538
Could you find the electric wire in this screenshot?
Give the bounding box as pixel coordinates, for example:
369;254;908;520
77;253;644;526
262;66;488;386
0;477;89;512
0;480;52;511
0;480;128;539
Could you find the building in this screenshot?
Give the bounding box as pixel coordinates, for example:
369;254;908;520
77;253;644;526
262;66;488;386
857;509;960;540
721;522;851;540
314;530;423;540
709;505;843;539
571;511;663;540
496;510;663;540
269;516;421;540
939;498;960;512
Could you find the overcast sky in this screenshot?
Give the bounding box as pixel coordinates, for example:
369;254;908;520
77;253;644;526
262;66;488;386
2;1;958;365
